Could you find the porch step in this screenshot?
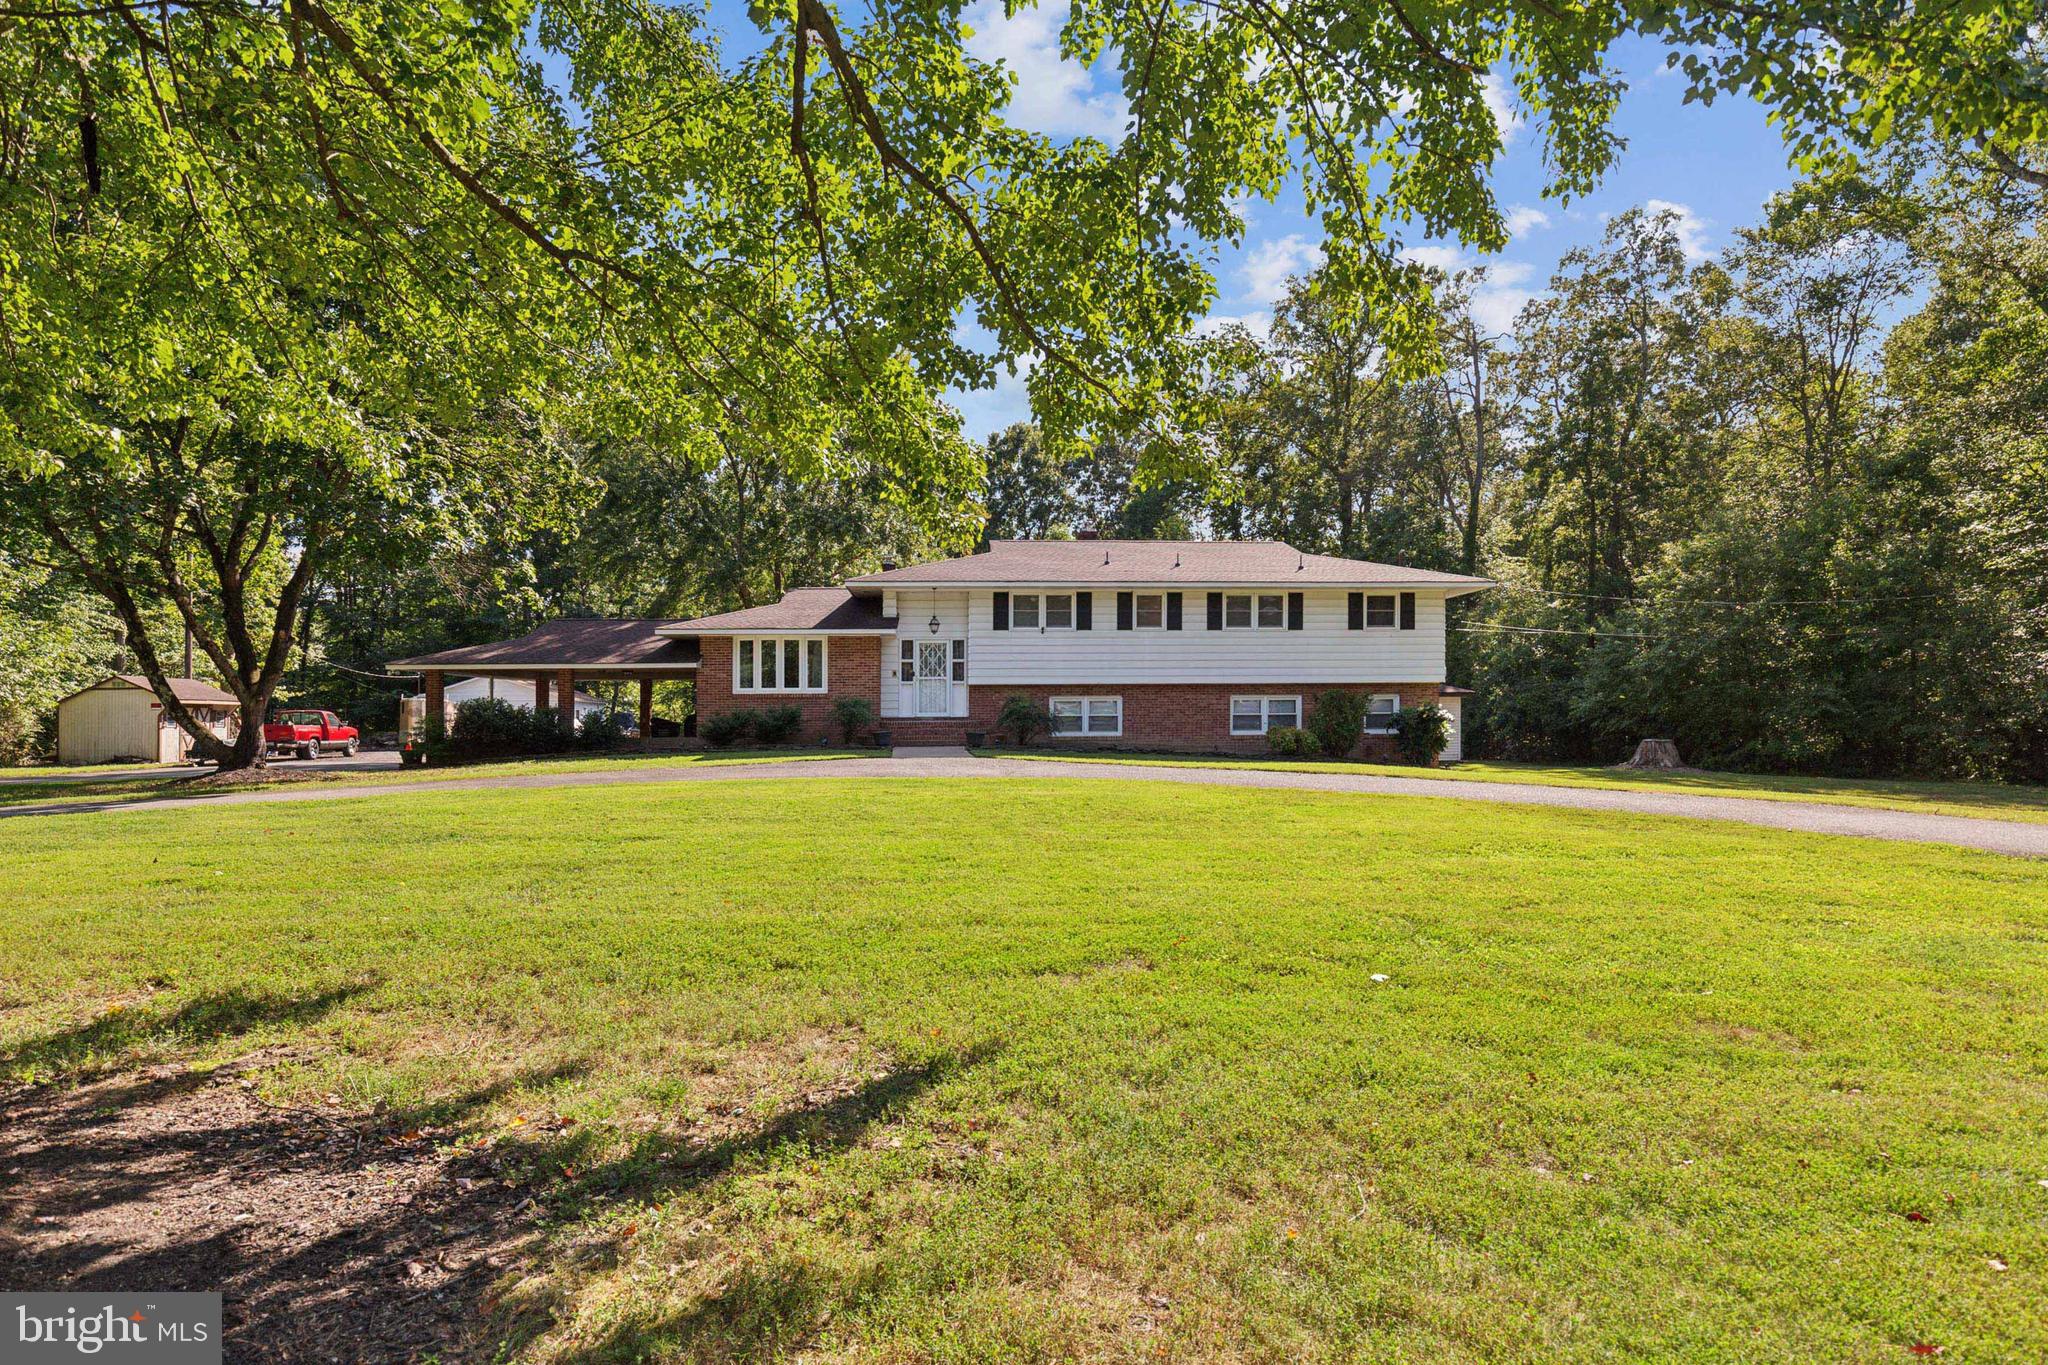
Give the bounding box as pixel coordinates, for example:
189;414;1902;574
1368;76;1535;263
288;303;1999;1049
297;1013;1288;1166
885;718;973;743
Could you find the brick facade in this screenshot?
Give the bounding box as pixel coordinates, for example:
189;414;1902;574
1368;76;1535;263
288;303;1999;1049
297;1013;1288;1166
962;681;1445;756
694;636;885;744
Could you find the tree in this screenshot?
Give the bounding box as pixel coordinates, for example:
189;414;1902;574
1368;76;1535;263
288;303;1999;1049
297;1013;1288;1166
980;425;1078;546
1429;273;1512;575
1510;207;1735;615
572;423;979;616
0;555;120;762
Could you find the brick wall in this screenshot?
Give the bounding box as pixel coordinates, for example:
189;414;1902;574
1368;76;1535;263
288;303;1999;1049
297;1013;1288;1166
694;636;884;745
967;681;1445;757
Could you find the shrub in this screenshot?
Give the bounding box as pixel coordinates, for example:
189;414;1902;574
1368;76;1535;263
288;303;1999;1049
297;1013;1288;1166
1307;690;1370;759
577;708;631;750
997;694;1054;746
702;709;757;748
754;705;804;745
425;697;576;765
1265;725;1320;758
1391;702;1452;766
830;695;876;746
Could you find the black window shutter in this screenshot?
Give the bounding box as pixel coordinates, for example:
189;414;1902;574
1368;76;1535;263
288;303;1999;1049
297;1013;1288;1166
1116;591;1134;630
1166;592;1183;630
1399;592;1416;630
1287;592;1304;630
1347;592;1364;630
1206;591;1224;630
1075;591;1092;630
992;591;1009;630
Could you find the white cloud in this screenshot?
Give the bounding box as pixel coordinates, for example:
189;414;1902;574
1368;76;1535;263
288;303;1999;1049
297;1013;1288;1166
1400;245;1468;275
963;0;1127;141
1195;311;1273;342
1645;198;1711;260
1399;246;1537;335
1503;204;1550;239
1239;233;1324;306
1482;71;1525;145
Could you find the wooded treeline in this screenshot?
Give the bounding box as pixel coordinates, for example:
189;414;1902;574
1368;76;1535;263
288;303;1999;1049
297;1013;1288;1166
980;154;2048;781
1;0;2042;770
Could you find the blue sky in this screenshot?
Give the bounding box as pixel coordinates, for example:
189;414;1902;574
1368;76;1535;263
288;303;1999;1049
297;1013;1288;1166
683;1;1808;440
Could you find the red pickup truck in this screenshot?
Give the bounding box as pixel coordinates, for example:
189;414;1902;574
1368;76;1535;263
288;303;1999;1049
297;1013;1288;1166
263;709;360;759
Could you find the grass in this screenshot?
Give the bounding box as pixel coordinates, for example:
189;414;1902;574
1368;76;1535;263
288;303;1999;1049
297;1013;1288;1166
974;748;2048;825
0;748;877;812
2;778;2043;1361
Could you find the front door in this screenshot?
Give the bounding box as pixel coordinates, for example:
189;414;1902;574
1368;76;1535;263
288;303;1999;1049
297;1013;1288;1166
916;641;950;715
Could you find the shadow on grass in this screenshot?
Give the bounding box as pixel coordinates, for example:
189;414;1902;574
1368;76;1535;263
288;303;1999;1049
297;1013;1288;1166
1;981;374;1084
521;1047;993;1364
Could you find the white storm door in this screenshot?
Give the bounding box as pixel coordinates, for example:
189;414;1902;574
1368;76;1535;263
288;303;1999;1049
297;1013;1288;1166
916;641;950;715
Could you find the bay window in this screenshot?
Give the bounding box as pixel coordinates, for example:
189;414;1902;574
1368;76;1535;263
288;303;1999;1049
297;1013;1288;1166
734;637;829;693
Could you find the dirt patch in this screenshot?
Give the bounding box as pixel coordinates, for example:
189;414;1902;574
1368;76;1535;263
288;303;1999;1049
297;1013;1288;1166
171;767;325;792
0;1057;544;1363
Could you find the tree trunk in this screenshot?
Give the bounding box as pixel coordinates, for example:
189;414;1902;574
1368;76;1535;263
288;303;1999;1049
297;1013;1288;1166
1619;738;1687;769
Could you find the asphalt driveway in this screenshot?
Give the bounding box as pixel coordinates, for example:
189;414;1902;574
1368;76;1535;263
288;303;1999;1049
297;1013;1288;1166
6;754;2045;858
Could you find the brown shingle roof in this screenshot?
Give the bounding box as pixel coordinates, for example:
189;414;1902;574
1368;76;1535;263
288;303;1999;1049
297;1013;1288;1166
660;588;893;634
845;540;1494;589
107;674;239;706
389;621;702;670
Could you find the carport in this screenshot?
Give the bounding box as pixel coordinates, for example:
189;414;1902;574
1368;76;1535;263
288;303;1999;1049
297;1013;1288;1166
388;620;702;739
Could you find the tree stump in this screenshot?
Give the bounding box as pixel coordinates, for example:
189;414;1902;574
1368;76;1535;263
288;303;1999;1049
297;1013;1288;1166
1620;737;1686;769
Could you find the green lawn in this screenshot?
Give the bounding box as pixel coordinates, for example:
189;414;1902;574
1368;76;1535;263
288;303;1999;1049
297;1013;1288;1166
975;748;2048;825
3;779;2044;1361
0;748;877;811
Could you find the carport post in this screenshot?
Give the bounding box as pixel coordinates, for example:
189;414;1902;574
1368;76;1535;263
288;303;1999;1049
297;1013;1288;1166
638;677;654;742
533;673;550;713
424;670;444;728
555;668;577;735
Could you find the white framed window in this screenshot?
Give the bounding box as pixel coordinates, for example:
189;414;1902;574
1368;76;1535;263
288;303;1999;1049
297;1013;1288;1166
1230;695;1301;735
1364;693;1401;733
1224;593;1286;629
951;639;967;681
1050;696;1122;737
1012;592;1074;630
735;636;829;693
1364;594;1397;628
1134;592;1165;629
899;639;914;683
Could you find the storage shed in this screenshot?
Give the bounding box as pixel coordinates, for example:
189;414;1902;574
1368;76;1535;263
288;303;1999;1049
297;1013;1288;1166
55;675;241;765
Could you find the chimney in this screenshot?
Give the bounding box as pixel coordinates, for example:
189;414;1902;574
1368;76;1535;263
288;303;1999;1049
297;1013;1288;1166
1074;527;1101;541
879;557;899;571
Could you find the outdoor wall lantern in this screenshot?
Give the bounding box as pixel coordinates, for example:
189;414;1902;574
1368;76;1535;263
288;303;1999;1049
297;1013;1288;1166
927;614;942;635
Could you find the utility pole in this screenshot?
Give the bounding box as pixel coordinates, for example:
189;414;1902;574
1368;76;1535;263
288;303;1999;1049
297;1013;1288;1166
183;624;194;679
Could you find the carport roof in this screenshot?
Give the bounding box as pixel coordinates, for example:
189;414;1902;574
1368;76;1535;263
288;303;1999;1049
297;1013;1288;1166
389;620;702;672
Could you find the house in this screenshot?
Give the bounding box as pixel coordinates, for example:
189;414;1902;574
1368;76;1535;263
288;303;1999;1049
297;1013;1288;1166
390;541;1491;758
55;674;240;765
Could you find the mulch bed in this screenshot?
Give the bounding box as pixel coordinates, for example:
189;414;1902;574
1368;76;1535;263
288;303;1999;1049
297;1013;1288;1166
0;1057;543;1363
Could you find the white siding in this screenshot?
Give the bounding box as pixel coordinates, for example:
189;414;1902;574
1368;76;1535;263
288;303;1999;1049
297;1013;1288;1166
57;683;158;764
881;590;971;717
967;588;1448;685
1441;695;1464;762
